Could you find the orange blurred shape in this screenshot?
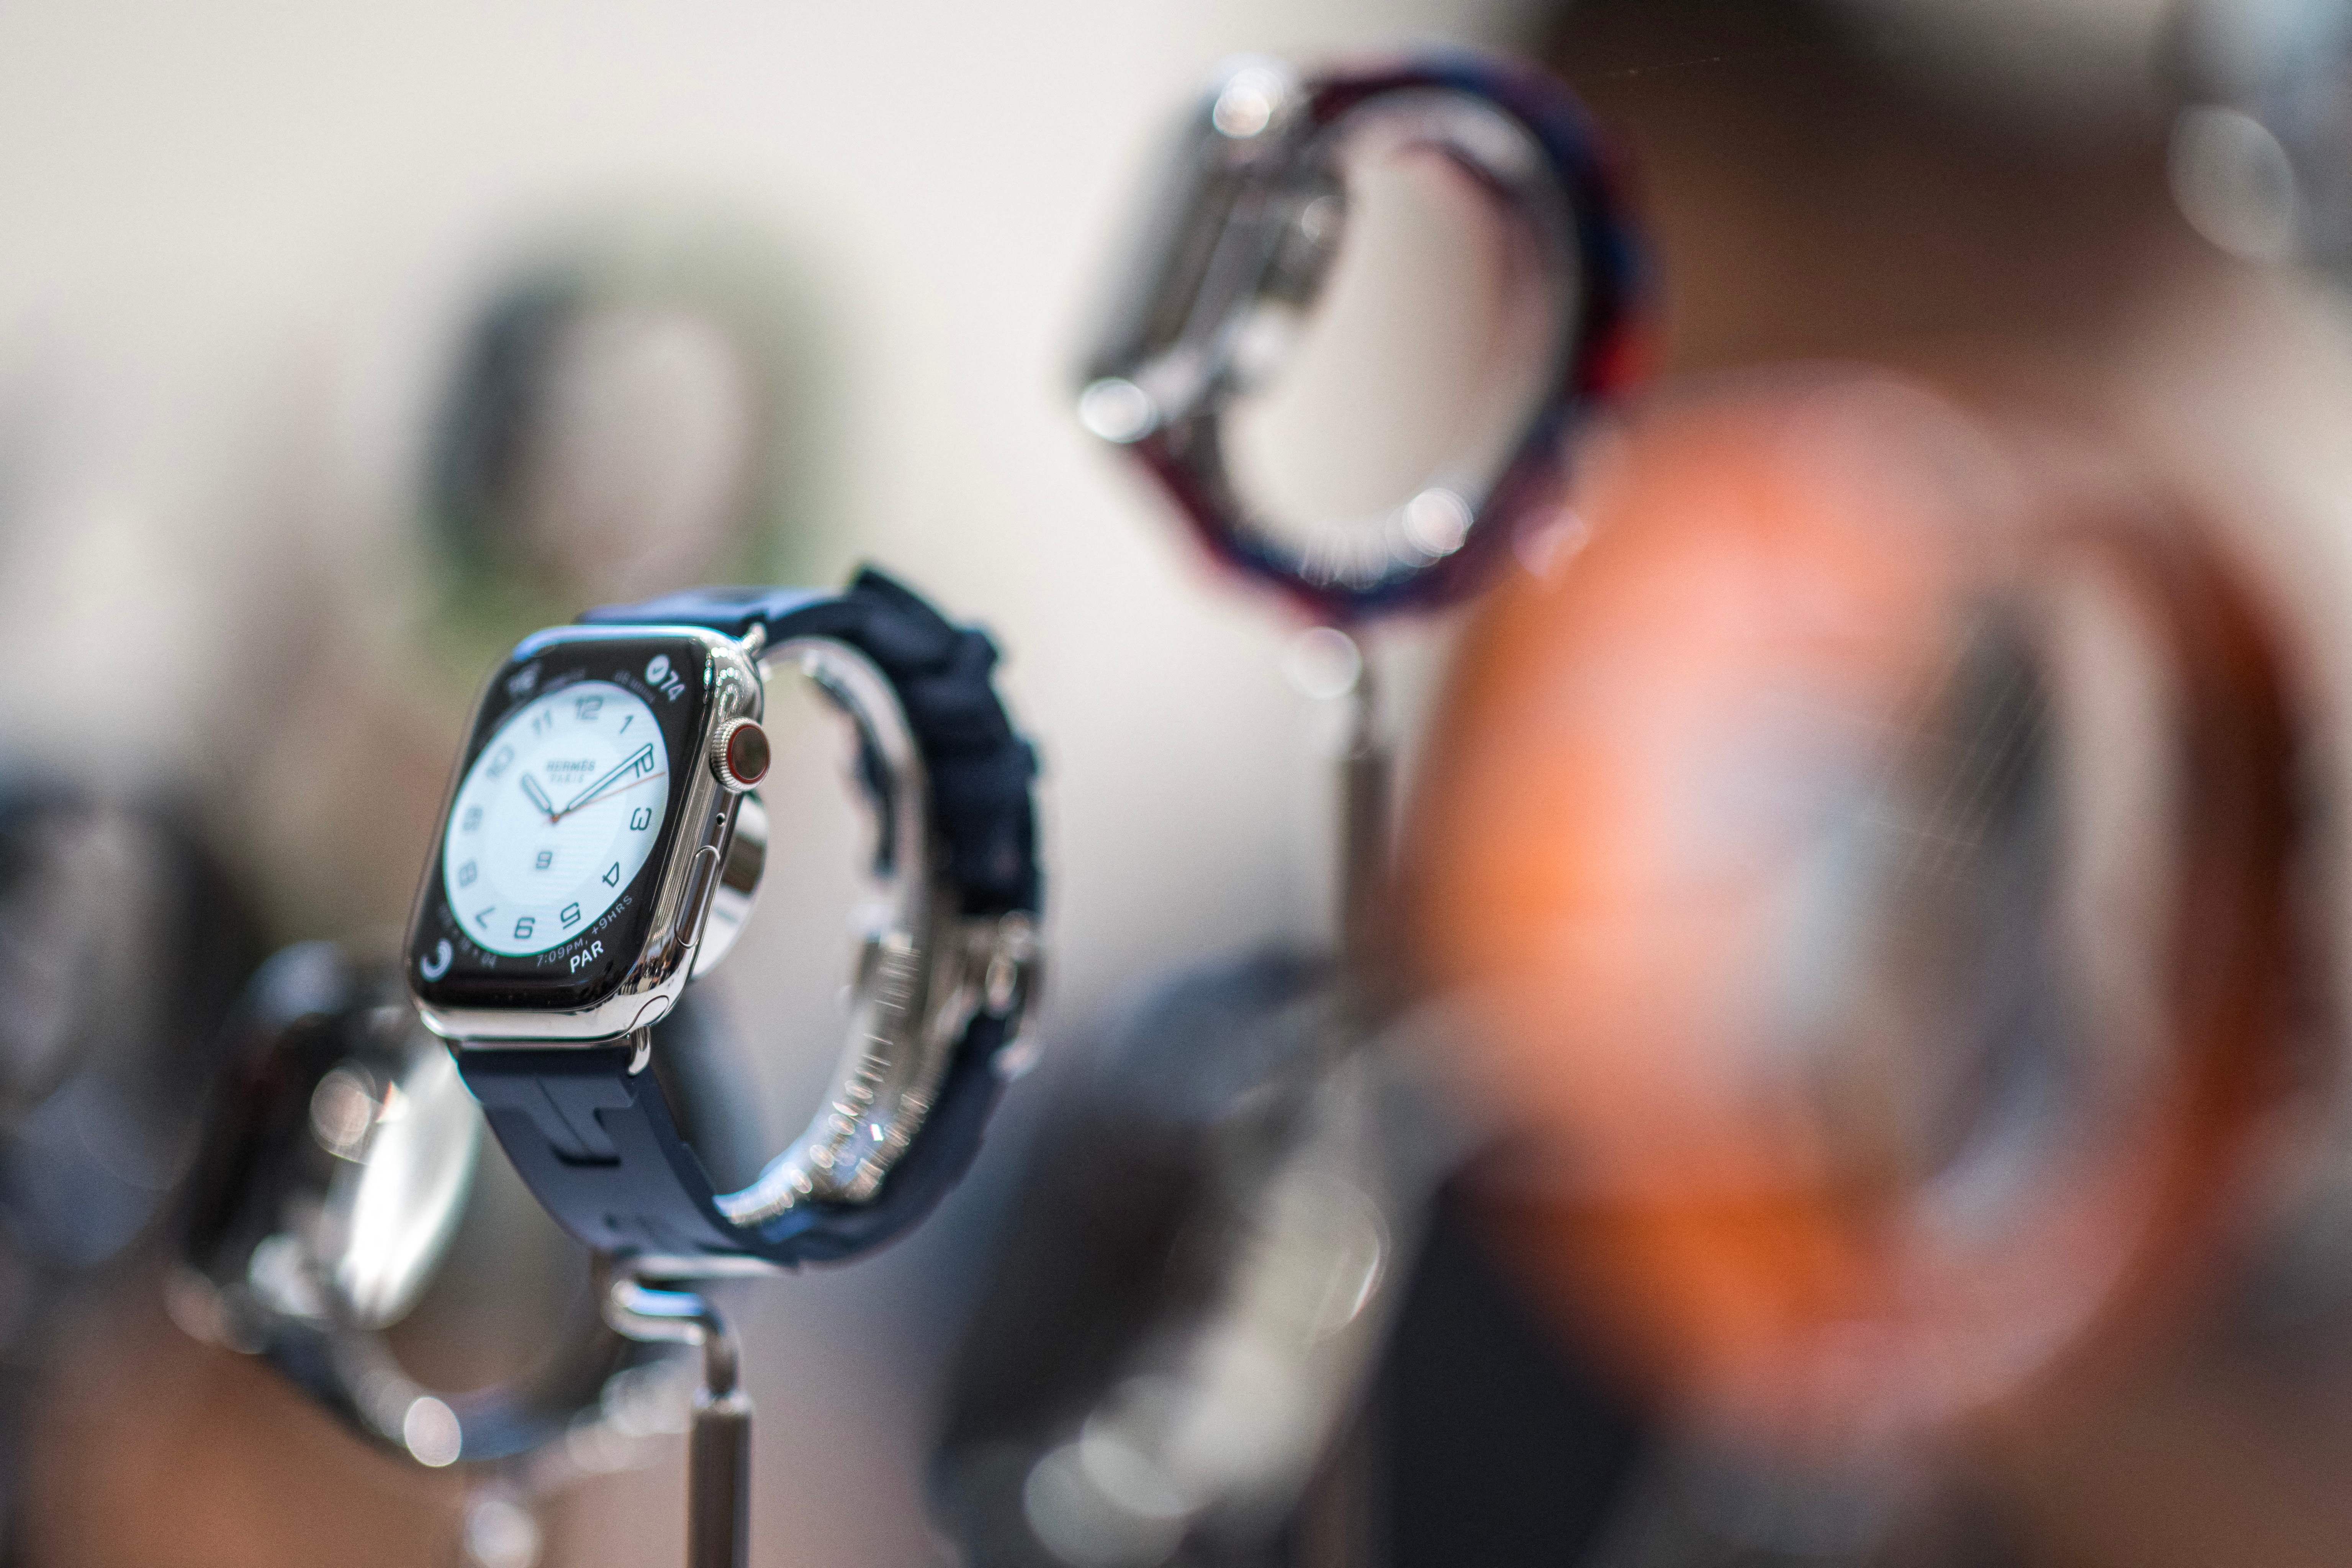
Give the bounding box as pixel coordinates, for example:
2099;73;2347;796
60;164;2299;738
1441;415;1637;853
1404;368;2302;1452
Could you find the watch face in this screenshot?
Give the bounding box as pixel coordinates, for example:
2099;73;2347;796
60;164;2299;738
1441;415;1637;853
410;632;714;1012
443;680;669;957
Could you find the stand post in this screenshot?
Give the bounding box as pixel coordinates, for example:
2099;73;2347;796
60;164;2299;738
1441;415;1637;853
601;1262;751;1568
1337;640;1392;977
687;1384;751;1568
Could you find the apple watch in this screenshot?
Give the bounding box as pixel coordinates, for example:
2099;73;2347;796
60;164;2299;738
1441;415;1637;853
404;567;1041;1274
174;941;728;1468
1076;48;1643;621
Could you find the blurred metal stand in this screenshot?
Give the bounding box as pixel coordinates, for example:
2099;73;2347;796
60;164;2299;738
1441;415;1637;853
935;43;1640;1568
1293;639;1390;1568
601;1266;749;1568
931;636;1484;1568
1335;648;1389;978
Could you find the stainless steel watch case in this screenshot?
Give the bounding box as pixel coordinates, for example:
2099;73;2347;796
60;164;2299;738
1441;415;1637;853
411;623;763;1048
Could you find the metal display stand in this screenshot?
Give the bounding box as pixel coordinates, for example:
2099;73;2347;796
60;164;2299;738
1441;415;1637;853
602;1266;751;1568
979;43;1643;1568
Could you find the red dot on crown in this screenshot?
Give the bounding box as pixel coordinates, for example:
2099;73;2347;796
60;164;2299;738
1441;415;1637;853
727;723;771;786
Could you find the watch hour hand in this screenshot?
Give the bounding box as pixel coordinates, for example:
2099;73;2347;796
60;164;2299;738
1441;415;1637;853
520;773;557;821
557;744;658;818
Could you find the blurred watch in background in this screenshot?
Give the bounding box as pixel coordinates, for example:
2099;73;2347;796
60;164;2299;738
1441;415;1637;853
1076;48;1639;622
1401;368;2309;1562
0;782;259;1272
949;46;1647;1568
424;210;826;650
931;953;1473;1568
0;778;262;1546
172;943;760;1568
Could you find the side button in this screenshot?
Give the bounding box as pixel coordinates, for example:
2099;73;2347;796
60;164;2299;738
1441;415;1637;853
673;845;723;950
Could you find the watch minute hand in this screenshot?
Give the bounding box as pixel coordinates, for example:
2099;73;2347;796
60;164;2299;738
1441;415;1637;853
556;744;658;818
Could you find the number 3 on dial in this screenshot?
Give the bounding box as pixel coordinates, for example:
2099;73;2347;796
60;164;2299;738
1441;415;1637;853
442;679;671;957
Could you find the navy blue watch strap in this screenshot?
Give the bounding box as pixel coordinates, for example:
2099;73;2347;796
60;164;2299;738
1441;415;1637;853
463;1013;1016;1267
581;570;1039;915
456;568;1041;1271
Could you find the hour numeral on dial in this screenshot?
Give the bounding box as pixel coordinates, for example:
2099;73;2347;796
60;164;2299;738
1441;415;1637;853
513;917;535;940
474;906;496;926
534;849;553;871
531;711;553;737
630;807;651;831
602;863;620;887
485;746;515;779
560;902;581;927
461;806;482;832
457;861;478;887
576;697;602;721
618;714;633;734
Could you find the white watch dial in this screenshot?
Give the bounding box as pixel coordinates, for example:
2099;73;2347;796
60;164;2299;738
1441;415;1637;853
442;680;671;957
